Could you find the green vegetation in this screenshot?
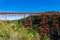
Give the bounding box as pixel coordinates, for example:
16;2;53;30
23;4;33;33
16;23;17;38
0;20;51;40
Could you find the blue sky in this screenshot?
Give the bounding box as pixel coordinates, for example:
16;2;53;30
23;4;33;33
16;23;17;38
0;14;29;20
0;0;60;12
0;0;60;20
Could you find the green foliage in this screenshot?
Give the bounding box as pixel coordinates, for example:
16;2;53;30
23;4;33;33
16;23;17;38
0;21;40;40
43;34;51;40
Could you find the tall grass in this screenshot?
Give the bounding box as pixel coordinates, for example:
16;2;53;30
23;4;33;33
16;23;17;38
0;22;51;40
